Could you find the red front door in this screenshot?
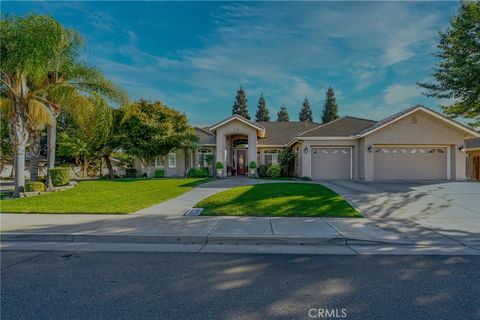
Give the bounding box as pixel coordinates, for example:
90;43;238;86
236;150;247;175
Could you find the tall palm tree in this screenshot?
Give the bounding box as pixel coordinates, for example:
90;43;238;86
1;14;128;196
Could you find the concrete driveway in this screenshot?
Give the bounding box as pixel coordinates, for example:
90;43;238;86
322;180;480;245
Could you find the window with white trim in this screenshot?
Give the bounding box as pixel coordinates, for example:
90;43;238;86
264;150;278;165
155;156;165;168
197;148;213;167
168;152;176;168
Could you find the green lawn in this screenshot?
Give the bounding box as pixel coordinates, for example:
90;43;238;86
256;177;295;181
1;178;210;214
197;183;361;217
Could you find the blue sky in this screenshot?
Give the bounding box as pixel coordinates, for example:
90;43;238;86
5;1;461;125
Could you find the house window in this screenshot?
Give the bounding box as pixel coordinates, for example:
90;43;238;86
264;150;278;165
257;151;261;165
197;148;213;167
168;152;176;168
155;156;165;168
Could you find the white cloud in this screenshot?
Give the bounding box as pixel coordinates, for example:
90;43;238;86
384;84;422;105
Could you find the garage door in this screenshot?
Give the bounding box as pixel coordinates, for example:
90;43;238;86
311;147;351;180
374;146;447;180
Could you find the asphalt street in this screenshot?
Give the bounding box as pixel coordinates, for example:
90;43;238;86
1;251;479;320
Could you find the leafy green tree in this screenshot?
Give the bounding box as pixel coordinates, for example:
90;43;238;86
255;94;270;121
120;100;197;166
277;105;290;122
418;1;480;127
56;96;114;177
299;97;313;121
278;148;295;176
1;14;127;196
232;86;250;119
321;87;339;124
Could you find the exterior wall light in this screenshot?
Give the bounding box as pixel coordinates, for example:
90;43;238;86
459;145;465;152
367;145;373;153
303;146;309;154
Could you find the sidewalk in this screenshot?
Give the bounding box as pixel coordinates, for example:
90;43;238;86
2;213;478;253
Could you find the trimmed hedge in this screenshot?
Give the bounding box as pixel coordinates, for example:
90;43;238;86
248;161;257;169
125;168;137;178
187;167;210;178
267;163;281;177
257;165;269;177
155;169;165;178
48;167;70;187
25;181;46;192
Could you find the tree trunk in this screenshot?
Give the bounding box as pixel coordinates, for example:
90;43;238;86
46;120;56;189
103;154;114;178
10;112;29;198
29;129;41;181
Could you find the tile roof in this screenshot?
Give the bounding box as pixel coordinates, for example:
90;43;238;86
297;116;376;137
256;121;320;145
466;137;480;149
194;127;216;145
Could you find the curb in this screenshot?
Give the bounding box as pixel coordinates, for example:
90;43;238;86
0;232;435;246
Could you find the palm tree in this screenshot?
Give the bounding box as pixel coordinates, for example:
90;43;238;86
1;15;128;196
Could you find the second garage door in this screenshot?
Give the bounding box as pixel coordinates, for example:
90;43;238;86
311;147;352;180
374;146;448;180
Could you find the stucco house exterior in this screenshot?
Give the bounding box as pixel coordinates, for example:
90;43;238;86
135;105;479;181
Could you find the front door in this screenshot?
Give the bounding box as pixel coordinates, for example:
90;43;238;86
236;150;247;175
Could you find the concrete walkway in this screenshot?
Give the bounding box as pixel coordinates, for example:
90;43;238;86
134;177;290;216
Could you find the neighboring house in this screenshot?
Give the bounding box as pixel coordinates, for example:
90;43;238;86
135;105;479;181
465;137;480;181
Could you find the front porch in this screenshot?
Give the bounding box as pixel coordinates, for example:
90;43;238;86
209;115;263;177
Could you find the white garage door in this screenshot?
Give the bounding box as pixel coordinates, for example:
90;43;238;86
374;146;448;180
311;147;352;180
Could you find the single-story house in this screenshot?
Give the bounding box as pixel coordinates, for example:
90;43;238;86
466;137;480;181
135;105;480;181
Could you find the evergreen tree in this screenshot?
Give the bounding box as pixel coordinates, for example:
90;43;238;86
255;94;270;121
299;97;313;121
231;86;250;119
277;105;290;122
418;1;480;127
321;87;340;124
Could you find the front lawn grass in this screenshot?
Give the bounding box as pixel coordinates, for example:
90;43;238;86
1;178;210;214
197;182;361;217
256;177;295;181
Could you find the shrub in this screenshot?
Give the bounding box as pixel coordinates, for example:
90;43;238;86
25;181;45;192
155;169;165;178
204;154;214;167
215;161;224;169
142;172;148;179
200;167;210;177
125;168;137;178
278;148;295;177
248;161;257;169
257;164;269;177
187;167;210;178
48;167;70;186
267;163;281;177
